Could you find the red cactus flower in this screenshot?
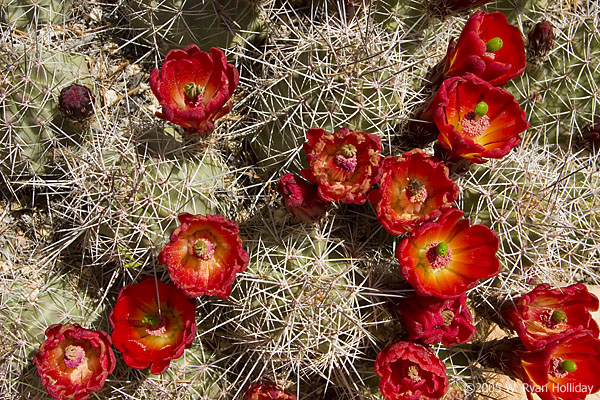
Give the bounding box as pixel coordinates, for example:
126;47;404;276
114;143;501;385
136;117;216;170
243;382;298;400
396;208;500;298
502;283;599;351
510;331;600;400
277;173;329;223
158;213;249;298
374;341;449;400
33;324;115;400
368;149;459;235
442;10;525;86
423;73;529;163
301;127;382;205
150;45;239;134
109;278;196;374
393;294;476;346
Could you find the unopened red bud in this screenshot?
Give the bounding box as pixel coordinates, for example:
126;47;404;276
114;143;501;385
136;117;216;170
528;21;555;57
58;83;95;120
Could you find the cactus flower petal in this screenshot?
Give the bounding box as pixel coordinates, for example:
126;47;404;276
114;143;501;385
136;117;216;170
374;341;449;400
424;73;528;163
277;173;329;223
109;278;197;374
301;127;382;205
443;11;525;86
392;294;476;346
150;45;239;134
158;213;249;298
33;324;116;400
368;150;459;235
396;208;500;298
502;283;599;351
243;382;298;400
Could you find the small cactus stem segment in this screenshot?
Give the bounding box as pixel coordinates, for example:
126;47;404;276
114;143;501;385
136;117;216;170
334;144;358;173
426;241;453;270
142;314;167;336
184;82;204;104
63;345;86;368
442;309;455;326
561;360;577;373
406;179;428;204
193;237;216;261
486;37;503;53
407;365;422;382
460;111;490;137
552;309;568;324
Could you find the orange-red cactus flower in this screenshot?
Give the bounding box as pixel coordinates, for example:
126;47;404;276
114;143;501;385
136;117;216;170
109;278;196;374
510;331;600;400
243;382;298;400
502;283;599;351
158;213;249;298
424;73;528;163
33;324;116;400
442;10;525;86
301;127;382;205
368;150;459;235
392;293;476;346
374;341;449;400
150;45;239;134
396;208;500;298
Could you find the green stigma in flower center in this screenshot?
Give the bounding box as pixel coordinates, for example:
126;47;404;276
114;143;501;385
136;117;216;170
63;344;86;368
551;310;568;324
184;82;204;101
142;314;161;326
406;179;428;203
486;37;503;52
193;237;216;261
340;144;357;158
561;360;577;373
474;101;489;117
436;242;449;257
442;309;455;326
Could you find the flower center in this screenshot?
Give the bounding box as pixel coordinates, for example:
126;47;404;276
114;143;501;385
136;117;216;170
549;358;577;378
539;309;567;328
334;144;358;173
442;309;455;326
142;314;167;336
184;82;204;106
193;237;216;261
426;241;452;270
405;179;428;204
460;112;490;138
63;344;86;369
407;365;422;382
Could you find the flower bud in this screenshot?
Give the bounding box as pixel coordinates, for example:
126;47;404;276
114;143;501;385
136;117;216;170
528;21;555;57
58;83;94;120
